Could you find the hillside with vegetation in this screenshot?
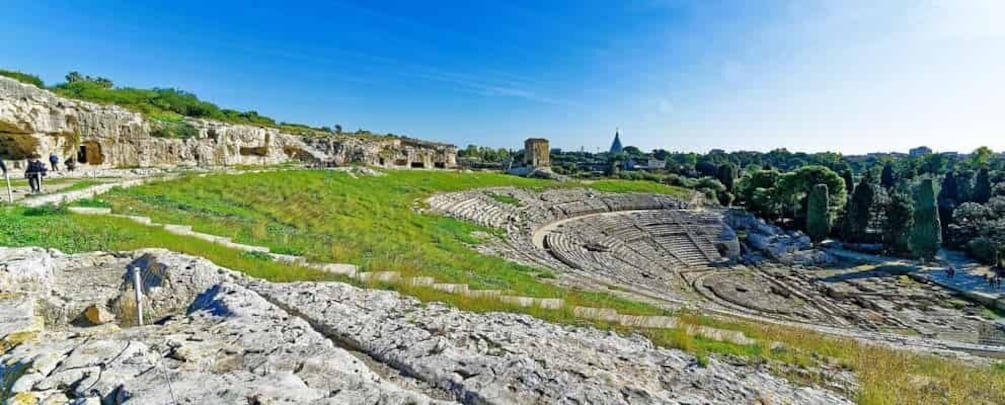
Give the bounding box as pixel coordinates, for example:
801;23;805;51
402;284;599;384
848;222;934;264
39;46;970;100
0;68;413;140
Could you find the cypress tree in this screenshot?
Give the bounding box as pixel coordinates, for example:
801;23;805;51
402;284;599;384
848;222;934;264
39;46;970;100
957;170;974;202
847;174;875;242
884;192;914;253
910;179;941;260
938;171;959;236
974;167;992;203
939;171;959;203
841;170;854;194
807;184;830;242
880;163;896;189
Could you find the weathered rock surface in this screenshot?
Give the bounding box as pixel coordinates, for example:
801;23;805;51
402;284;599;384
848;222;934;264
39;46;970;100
0;247;850;404
249;281;851;404
0;76;456;170
725;209;833;265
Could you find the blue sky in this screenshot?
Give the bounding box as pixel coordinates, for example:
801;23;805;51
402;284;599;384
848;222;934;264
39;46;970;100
2;0;1003;154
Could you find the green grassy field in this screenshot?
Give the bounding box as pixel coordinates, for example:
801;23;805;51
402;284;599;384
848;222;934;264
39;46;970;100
2;169;1003;404
90;170;691;315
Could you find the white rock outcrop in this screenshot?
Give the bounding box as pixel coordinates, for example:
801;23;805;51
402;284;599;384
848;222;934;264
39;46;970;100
0;76;456;170
0;247;851;404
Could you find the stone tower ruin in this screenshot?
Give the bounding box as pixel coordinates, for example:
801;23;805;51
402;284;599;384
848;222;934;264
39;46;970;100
524;138;550;168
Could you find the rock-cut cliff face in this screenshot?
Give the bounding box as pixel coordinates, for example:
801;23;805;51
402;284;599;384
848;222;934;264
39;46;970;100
0;76;457;169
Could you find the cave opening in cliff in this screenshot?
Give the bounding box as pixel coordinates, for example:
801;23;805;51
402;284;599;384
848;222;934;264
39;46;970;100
394;159;408;166
433;162;446;169
410;162;425;169
77;141;104;165
378;158;385;166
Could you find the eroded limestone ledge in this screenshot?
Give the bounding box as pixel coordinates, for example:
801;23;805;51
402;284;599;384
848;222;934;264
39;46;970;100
0;76;456;170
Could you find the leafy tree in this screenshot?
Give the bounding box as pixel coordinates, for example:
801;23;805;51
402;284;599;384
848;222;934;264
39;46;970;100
65;71;84;83
718;191;735;207
695;160;718;177
334;124;343;134
846;174;876;242
974;167;992;203
971;146;994;168
807;184;831;242
920;153;946;175
884;192;914;253
880;163;896;189
622;145;643;157
735;170;783;219
910;179;941;260
717;163;738;192
776;165;848;219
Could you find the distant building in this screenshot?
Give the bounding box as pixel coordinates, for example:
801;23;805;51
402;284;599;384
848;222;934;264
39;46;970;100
909;146;933;157
524;138;550;168
630;158;665;171
609;129;623;154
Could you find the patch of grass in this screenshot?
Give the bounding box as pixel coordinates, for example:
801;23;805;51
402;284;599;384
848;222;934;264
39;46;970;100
696;313;1005;404
487;192;522;206
588;179;693;199
22;204;66;217
981;306;1005;320
239;250;274;262
0;69;43;87
0;206;333;282
72;198;112;208
54;179;105;193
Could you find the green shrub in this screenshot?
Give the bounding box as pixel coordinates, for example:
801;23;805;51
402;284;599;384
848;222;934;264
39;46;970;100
0;69;43;87
239;250;274;262
23;204;67;217
150;119;199;139
967;238;999;264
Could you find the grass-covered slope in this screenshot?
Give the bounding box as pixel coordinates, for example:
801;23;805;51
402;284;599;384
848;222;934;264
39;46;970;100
93;170;687;314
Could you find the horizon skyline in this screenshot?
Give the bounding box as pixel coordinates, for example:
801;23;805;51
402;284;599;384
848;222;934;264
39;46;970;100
3;1;1003;154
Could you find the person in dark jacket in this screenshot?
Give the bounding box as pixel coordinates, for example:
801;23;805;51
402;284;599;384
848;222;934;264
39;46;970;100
25;157;47;193
0;158;7;175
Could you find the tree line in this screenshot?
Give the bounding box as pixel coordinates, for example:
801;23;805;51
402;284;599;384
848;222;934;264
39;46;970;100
524;144;1003;263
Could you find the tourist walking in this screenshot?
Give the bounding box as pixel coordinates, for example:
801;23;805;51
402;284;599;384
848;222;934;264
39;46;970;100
49;153;59;172
25;157;47;193
64;156;76;172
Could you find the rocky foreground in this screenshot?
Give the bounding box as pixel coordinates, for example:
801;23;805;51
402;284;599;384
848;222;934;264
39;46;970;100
0;247;850;404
